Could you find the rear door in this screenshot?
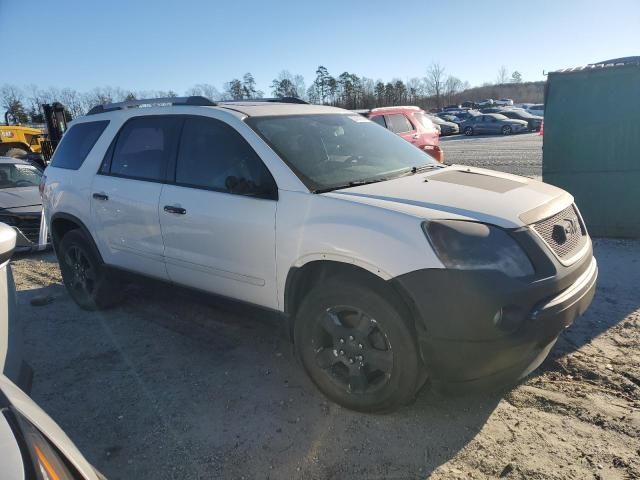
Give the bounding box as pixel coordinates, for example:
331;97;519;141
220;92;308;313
384;114;418;145
158;116;279;308
91;116;181;280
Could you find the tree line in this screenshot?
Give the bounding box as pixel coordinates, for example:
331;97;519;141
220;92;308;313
1;64;543;124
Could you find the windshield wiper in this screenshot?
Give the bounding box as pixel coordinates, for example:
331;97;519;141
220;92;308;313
406;164;445;175
313;177;390;194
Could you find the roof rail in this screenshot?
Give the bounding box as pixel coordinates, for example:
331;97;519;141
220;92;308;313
86;95;216;115
219;97;309;105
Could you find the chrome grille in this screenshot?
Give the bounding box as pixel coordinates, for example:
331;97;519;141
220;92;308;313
532;204;587;261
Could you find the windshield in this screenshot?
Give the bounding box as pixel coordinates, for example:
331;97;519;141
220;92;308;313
246;114;438;192
0;163;42;189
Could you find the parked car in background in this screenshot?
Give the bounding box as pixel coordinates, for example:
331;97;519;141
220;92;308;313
526;104;545;116
0;157;49;252
500;109;543;131
477;99;494;107
461;101;477;108
514;103;533;109
367;106;443;162
494;98;514;106
427;114;459;136
436;113;463;128
460;113;529;136
442;105;462;111
479;107;507;114
445;110;479;122
42;96;597;413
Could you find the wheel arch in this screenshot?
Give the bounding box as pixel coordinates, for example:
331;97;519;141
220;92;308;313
50;213;103;262
284;260;419;337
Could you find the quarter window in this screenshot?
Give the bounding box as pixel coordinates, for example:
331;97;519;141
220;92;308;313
50;121;109;170
175;117;275;197
384;114;414;134
369;115;386;128
109;117;180;181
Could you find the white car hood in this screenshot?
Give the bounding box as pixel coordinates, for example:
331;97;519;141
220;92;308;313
323;165;573;229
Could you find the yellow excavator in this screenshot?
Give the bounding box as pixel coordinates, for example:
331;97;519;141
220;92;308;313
0;103;68;167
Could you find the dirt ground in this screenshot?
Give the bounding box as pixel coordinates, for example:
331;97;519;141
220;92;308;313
11;236;640;480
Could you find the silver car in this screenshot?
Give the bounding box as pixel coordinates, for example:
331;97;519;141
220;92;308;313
461;113;529;136
0;157;49;252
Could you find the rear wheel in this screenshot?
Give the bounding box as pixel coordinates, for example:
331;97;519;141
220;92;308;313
294;279;422;412
58;230;121;310
2;147;28;158
502;125;512;135
464;126;474;136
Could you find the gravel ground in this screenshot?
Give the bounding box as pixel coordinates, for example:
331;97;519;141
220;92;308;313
10;135;640;480
441;133;542;179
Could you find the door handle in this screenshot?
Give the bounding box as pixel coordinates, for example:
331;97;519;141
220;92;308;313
92;193;109;201
164;205;187;215
412;133;420;139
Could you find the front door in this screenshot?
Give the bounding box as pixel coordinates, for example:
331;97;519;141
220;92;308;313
91;116;181;280
158;116;279;308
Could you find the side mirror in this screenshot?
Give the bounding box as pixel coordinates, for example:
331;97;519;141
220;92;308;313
0;223;17;264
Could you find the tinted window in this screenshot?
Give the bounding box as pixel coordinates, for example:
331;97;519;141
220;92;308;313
50;121;109;170
109;117;180;181
370;115;386;127
175;117;275;197
385;114;413;133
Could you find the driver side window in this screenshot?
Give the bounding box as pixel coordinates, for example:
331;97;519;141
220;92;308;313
175;117;276;198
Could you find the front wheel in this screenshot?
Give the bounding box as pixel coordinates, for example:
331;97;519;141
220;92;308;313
294;279;422;412
502;125;513;135
58;230;122;310
464;126;474;136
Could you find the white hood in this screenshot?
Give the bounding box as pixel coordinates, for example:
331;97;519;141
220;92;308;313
323;165;573;229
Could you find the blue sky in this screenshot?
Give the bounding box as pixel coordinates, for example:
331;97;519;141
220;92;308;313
1;0;638;94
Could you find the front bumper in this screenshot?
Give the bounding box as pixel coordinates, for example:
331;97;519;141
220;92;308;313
392;246;597;390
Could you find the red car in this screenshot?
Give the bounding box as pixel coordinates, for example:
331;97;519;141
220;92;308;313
366;106;444;162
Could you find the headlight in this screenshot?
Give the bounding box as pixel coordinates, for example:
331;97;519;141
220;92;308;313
422;220;534;278
9;407;82;480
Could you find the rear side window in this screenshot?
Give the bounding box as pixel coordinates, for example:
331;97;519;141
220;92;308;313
49;121;109;170
107;116;181;182
175;117;276;198
385;114;413;133
369;115;386;128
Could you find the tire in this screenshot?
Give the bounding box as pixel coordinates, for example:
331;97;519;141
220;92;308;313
294;278;421;413
2;147;28;158
464;126;474;136
57;229;121;310
502;125;512;135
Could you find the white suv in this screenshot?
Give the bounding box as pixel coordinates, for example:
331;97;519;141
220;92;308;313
42;96;597;412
